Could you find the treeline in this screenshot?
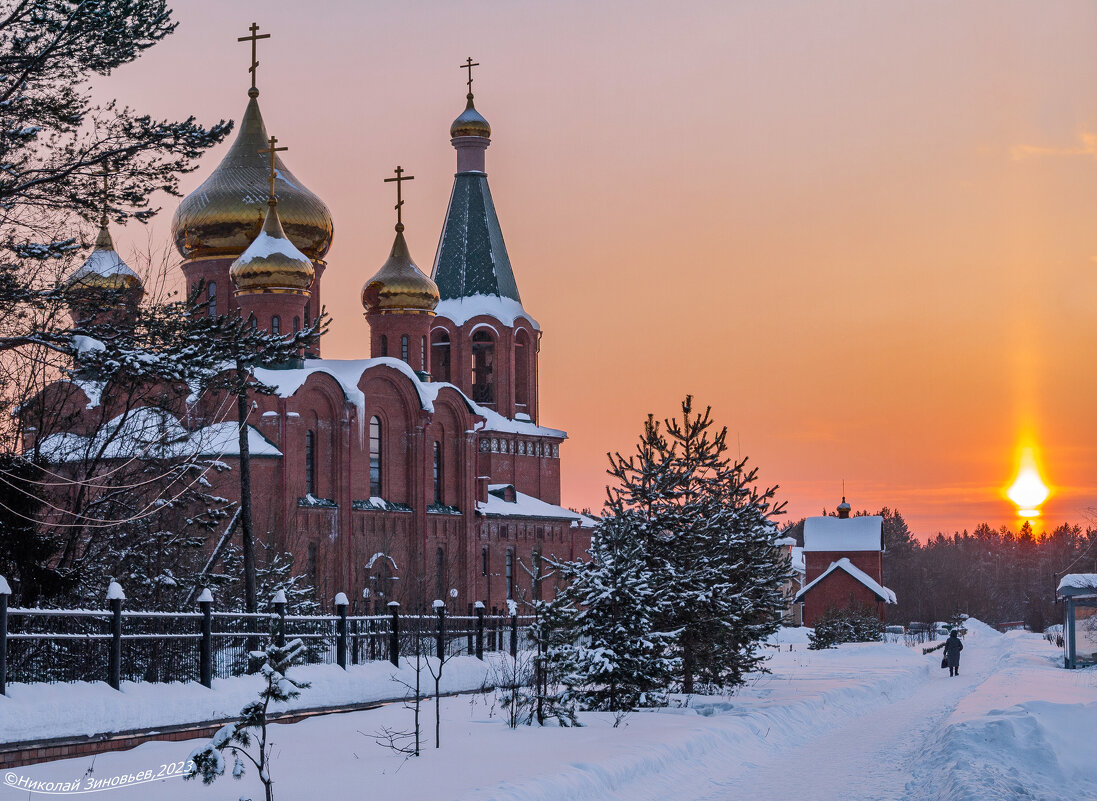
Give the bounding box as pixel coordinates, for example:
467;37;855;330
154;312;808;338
785;510;1096;632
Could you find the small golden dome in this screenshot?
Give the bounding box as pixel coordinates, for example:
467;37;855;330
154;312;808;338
362;229;440;315
450;94;491;139
171;90;333;261
67;218;145;296
230;200;315;295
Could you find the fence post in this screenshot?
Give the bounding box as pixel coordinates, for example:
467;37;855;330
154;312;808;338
272;589;287;648
0;575;10;696
107;580;125;691
198;588;213;689
351;617;360;666
491;606;498;651
335;592;349;669
434;600;445;659
510;611;518;659
474;601;485;660
466;602;474;654
388;602;400;667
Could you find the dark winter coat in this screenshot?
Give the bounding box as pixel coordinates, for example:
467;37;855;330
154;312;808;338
943;632;963;667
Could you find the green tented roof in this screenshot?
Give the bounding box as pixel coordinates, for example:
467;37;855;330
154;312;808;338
432;172;521;302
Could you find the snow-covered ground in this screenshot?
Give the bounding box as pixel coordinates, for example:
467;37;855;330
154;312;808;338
4;623;1094;801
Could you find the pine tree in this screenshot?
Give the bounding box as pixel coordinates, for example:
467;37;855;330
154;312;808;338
600;396;791;693
551;510;678;720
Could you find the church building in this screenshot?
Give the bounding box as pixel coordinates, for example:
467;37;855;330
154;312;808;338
34;48;593;613
793;499;896;625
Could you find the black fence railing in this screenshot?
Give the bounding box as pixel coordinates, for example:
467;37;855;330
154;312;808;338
0;588;534;696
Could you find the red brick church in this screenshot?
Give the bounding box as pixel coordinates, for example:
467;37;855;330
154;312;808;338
30;60;593;612
794;499;896;625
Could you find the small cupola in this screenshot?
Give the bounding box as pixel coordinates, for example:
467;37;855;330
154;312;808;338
229;135;315;296
837;496;852;519
66;213;144;324
362;166;439;316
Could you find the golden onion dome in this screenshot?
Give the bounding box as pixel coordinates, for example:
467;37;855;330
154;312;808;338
171;89;333;261
66;218;145;297
362;228;440;315
229;200;315;295
450;93;491;139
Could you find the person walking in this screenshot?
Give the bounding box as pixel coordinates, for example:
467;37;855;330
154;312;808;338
943;629;964;677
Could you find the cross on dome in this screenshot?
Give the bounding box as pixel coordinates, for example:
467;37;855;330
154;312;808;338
258;135;287;204
237;22;271;92
461;57;479;97
384;165;414;232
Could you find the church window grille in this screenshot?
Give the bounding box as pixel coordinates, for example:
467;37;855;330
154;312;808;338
271;315;280;335
208;282;217;317
471;331;495;404
479;439;489;453
305;431;316;496
431;330;451;383
400;335;409;363
369;416;383;497
380;335;388;358
505;548;514;600
553;444;559;457
433;441;443;505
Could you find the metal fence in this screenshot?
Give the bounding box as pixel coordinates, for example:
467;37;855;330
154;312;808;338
0;591;534;695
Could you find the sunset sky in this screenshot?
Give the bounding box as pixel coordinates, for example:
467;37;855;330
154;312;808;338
102;1;1097;538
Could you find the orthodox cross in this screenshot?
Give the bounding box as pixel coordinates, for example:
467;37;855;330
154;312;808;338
384;165;414;230
97;163;116;222
238;22;270;90
258;135;287;201
460;57;479;95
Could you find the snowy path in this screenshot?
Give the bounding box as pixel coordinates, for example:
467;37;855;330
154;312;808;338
6;629;1095;801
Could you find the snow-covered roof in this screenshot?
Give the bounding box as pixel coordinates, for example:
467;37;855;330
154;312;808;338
803;515;882;552
794;557;896;604
69;247;140;283
435;295;540;331
1057;574;1097;598
34;408;280;462
253;358;436;418
472;401;566;438
479;484;591;526
790;546;805;575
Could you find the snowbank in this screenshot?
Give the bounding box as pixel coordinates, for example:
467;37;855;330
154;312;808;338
0;654;501;744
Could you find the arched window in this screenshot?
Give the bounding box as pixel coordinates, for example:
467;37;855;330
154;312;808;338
515;329;531;409
304;303;311;328
293;316;300;333
505;548;514;600
471;330;495;404
305;430;316;496
248;313;258;331
400;335;409;363
208;282;217;317
380;335;388;358
271;315;280;335
431;330;451;383
433;441;443;505
481;546;488;576
369;416;383;497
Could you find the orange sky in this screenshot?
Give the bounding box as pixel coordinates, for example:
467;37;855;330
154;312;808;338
102;0;1097;538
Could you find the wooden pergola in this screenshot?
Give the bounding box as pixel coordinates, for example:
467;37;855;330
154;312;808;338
1056;574;1097;669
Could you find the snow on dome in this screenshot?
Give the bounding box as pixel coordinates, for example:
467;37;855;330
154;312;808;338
107;580;126;601
803;515;882;552
233;226;312;267
435;295;539;331
69;246;141;285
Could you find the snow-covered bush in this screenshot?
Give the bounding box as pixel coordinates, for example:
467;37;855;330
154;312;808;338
808;604;884;650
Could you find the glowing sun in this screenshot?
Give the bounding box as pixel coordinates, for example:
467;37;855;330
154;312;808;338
1007;447;1049;518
